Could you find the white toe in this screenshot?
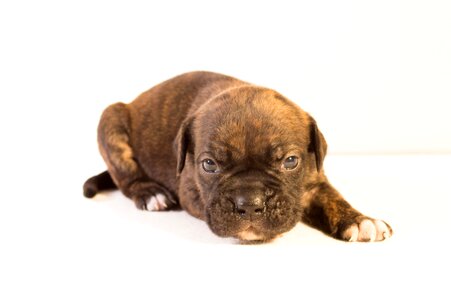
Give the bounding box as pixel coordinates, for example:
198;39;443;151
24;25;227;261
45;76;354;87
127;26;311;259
374;220;391;241
146;193;171;211
147;196;158;211
358;219;376;241
156;193;167;209
343;224;359;242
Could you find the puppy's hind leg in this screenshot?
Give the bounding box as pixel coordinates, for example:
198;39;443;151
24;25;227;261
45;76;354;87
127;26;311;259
96;102;177;211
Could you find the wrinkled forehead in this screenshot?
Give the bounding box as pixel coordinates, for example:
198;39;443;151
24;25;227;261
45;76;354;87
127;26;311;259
194;88;310;161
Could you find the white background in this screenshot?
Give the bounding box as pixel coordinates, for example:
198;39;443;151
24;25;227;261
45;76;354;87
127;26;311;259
2;0;450;154
1;1;450;299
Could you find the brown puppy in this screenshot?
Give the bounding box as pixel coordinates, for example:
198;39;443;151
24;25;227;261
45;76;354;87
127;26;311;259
83;71;392;242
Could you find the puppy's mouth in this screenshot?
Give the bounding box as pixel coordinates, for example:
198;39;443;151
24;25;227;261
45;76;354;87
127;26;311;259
206;193;302;242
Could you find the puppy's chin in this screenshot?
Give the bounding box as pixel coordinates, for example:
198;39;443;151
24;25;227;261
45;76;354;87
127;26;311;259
238;229;263;241
235;227;277;244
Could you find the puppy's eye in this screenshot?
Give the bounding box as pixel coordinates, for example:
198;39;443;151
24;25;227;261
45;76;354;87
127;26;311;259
282;156;299;170
202;159;219;173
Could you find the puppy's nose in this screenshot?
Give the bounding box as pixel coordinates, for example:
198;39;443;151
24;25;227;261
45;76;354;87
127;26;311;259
235;195;265;220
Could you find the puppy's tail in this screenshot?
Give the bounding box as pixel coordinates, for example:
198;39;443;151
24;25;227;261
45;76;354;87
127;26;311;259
83;170;117;198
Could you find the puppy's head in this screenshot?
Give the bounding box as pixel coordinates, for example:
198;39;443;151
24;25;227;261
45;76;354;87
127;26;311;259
175;86;327;242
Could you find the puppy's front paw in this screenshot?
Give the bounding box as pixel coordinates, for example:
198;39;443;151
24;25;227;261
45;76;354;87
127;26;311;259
133;192;177;211
129;182;177;211
341;218;392;242
145;193;174;211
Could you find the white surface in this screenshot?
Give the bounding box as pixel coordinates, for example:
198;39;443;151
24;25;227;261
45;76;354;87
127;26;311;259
1;155;450;299
1;0;451;153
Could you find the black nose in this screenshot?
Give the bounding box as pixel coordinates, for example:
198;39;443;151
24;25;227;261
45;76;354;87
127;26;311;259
235;195;265;220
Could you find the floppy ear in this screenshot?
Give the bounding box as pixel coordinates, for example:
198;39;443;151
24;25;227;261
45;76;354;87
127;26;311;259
308;116;328;172
174;116;194;176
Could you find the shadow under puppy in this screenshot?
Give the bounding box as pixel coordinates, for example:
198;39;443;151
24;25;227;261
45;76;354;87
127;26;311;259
83;71;392;243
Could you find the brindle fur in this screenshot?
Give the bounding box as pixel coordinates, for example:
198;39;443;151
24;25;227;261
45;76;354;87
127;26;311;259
84;71;392;242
